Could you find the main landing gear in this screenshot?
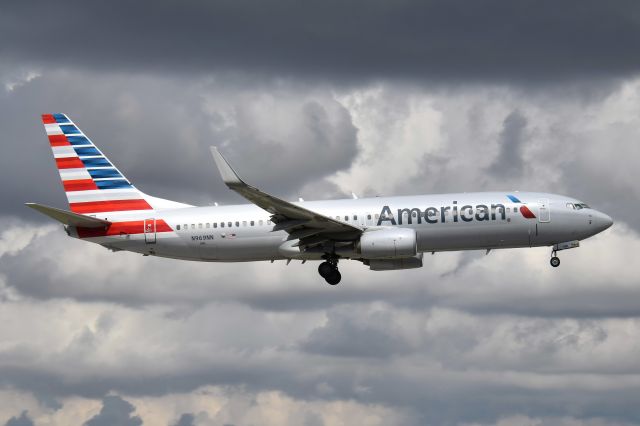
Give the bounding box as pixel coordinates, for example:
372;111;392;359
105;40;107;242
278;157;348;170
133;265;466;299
318;257;341;285
550;253;560;268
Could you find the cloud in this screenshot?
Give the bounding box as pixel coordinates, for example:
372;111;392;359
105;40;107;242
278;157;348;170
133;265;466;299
2;1;640;84
1;3;640;423
0;71;358;219
487;110;529;178
4;411;34;426
300;305;413;358
171;413;195;426
83;395;142;426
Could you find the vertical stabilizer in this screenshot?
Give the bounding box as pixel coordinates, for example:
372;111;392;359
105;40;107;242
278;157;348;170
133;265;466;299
41;113;190;217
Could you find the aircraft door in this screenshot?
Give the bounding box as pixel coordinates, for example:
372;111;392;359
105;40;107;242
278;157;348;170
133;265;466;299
538;199;550;223
144;218;156;244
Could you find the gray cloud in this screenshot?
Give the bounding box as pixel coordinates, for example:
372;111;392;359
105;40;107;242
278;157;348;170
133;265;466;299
171;413;195;426
4;411;34;426
2;1;640;84
488;110;529;179
300;306;412;358
1;1;640;424
0;71;357;219
83;395;142;426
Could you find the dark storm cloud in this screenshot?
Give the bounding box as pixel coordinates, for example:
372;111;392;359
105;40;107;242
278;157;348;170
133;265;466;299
0;71;357;220
300;306;412;358
83;395;142;426
487;110;529;178
2;0;640;83
171;413;196;426
4;411;34;426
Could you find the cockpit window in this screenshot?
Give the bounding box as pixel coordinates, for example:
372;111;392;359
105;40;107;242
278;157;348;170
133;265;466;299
566;203;575;209
574;203;590;210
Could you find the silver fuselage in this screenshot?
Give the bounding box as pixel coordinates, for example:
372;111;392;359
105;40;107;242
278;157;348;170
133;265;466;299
72;191;613;262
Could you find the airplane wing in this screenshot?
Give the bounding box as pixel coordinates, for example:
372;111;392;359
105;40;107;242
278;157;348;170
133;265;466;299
25;203;111;228
210;147;362;247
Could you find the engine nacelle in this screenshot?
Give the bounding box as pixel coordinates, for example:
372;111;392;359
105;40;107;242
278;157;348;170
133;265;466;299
359;228;417;259
366;254;424;271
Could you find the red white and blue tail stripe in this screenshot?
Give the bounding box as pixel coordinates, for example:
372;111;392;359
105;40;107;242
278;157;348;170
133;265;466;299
42;113;157;216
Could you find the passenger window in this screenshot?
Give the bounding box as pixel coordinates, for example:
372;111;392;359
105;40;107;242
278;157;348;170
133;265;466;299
267;220;272;225
375;214;379;219
228;222;232;227
214;223;218;228
250;221;255;226
235;221;239;227
176;224;181;230
514;207;518;212
259;220;263;226
353;215;357;220
345;216;349;221
206;223;210;228
198;223;202;229
243;221;247;227
191;224;195;229
221;222;225;228
367;214;371;220
184;224;188;230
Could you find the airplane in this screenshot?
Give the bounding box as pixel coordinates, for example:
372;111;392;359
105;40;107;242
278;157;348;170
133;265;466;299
27;113;613;285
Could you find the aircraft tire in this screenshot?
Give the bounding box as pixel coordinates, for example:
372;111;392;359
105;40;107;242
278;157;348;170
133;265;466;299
318;261;333;278
325;269;341;285
550;256;560;267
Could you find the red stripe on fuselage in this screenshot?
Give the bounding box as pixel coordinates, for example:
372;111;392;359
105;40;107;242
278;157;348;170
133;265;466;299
63;179;98;191
42;114;56;124
520;205;536;219
77;219;172;238
56;157;85;169
48;134;70;146
69;199;153;214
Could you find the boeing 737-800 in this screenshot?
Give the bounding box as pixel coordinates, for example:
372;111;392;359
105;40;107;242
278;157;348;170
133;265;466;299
28;114;613;285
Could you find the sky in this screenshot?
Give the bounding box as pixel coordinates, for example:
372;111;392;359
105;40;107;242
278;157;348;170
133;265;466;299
1;0;640;425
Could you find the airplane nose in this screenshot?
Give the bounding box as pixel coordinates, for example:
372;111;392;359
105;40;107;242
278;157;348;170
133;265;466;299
594;211;613;232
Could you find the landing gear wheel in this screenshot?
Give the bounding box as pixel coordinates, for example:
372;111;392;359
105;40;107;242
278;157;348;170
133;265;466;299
325;269;341;285
550;256;560;267
318;261;333;278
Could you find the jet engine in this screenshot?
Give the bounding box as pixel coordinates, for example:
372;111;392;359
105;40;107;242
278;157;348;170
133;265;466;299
359;228;417;259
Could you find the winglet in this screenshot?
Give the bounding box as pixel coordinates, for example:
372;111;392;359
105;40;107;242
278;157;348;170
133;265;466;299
210;147;244;186
25;203;111;228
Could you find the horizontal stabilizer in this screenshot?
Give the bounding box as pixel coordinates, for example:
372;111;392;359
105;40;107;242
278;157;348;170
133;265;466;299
25;203;111;228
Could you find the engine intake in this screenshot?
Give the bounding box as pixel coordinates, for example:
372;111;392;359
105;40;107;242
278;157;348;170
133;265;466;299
359;228;417;259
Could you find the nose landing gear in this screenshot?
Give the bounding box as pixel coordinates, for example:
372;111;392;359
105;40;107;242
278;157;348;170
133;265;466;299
318;257;341;285
549;240;579;268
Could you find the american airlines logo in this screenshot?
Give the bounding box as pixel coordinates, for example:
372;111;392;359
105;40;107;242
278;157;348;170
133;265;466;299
377;197;536;226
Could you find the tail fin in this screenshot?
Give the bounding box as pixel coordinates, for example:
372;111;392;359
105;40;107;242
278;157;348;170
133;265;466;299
41;113;190;216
